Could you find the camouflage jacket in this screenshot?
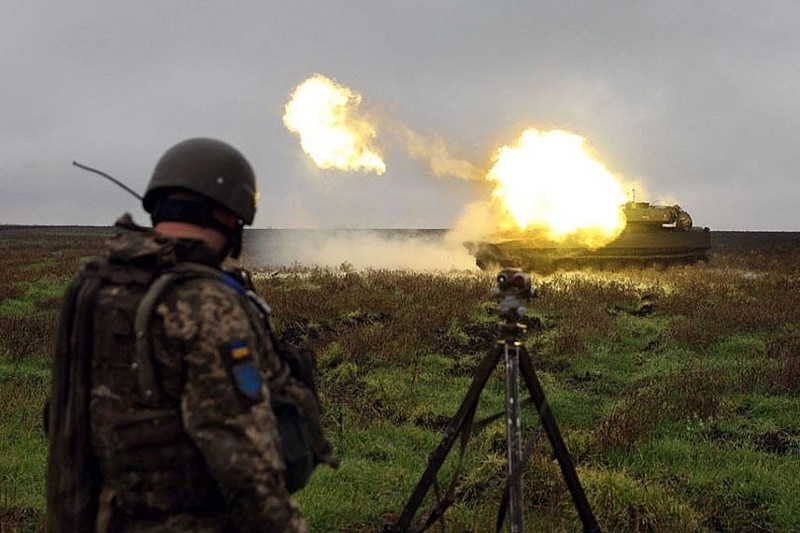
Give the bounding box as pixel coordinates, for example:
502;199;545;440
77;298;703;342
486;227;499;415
47;215;307;533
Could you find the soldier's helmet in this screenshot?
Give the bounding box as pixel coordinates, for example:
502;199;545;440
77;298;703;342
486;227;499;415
143;138;258;225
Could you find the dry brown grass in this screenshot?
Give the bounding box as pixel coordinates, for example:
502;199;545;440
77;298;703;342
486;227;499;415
3;228;800;532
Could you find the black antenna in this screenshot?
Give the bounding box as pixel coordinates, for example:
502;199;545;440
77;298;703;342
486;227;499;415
72;161;143;201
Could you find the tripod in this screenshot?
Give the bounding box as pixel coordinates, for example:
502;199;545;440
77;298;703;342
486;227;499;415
388;270;599;533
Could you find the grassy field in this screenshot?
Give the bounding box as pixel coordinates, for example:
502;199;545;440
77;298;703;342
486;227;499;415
1;227;798;531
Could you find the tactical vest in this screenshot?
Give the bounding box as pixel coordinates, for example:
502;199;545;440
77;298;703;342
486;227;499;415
130;262;335;495
86;258;227;525
53;257;334;529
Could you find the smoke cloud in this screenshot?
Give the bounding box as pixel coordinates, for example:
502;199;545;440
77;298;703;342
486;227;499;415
244;229;479;271
395;125;484;181
284;74;485;183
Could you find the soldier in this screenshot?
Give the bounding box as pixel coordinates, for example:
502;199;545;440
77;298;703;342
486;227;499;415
47;138;310;532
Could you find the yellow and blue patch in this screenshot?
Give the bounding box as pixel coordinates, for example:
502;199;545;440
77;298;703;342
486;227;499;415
225;340;262;403
231;342;251;361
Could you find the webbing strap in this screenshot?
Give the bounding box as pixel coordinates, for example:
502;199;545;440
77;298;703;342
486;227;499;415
470;398;533;435
415;401;477;533
134;272;182;407
132;263;252;408
390;344;503;532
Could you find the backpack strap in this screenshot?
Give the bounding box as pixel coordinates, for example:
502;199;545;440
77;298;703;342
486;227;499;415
132;263;251;407
133;271;184;407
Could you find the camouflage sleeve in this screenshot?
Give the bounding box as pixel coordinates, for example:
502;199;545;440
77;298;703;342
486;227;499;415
156;278;307;533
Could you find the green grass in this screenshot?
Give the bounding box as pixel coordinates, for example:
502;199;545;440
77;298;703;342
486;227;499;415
609;433;800;531
297;422;440;530
0;355;49;528
0;277;65;316
2;228;800;531
579;467;701;531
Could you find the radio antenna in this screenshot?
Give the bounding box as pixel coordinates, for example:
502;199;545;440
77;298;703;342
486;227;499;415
72;161;143;201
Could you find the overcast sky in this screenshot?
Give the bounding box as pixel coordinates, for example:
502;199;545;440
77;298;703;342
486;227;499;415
2;1;798;231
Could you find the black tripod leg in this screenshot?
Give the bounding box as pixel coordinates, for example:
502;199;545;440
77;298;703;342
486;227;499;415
518;346;600;533
390;344;503;532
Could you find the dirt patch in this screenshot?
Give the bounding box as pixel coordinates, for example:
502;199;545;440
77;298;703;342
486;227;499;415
752;429;800;455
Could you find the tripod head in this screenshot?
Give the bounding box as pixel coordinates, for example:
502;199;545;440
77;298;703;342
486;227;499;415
492;268;536;323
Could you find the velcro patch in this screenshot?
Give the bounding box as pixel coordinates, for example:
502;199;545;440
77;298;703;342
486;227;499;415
224;340;262;403
232;361;261;400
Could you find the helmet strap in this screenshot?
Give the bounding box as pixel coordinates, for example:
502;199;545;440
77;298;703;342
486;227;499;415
228;223;244;259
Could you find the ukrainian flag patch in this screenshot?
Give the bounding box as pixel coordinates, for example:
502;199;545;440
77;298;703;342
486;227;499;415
224;340;262;403
230;340;251;361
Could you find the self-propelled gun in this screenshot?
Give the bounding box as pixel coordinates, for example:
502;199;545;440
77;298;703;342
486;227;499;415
465;202;711;272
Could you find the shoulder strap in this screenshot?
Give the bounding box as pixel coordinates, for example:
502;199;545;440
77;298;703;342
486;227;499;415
132;263;244;407
133;271;183;407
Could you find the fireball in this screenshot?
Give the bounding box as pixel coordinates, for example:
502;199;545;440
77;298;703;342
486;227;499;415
283;74;386;174
487;128;627;247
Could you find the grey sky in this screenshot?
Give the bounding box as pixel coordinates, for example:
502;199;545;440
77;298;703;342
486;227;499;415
2;1;798;230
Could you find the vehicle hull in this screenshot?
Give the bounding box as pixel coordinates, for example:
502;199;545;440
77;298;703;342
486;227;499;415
466;226;712;272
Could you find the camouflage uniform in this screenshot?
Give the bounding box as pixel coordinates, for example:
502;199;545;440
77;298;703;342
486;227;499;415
48;215;307;532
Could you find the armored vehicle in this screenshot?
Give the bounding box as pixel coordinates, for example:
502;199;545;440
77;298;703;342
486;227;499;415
465;202;711;272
